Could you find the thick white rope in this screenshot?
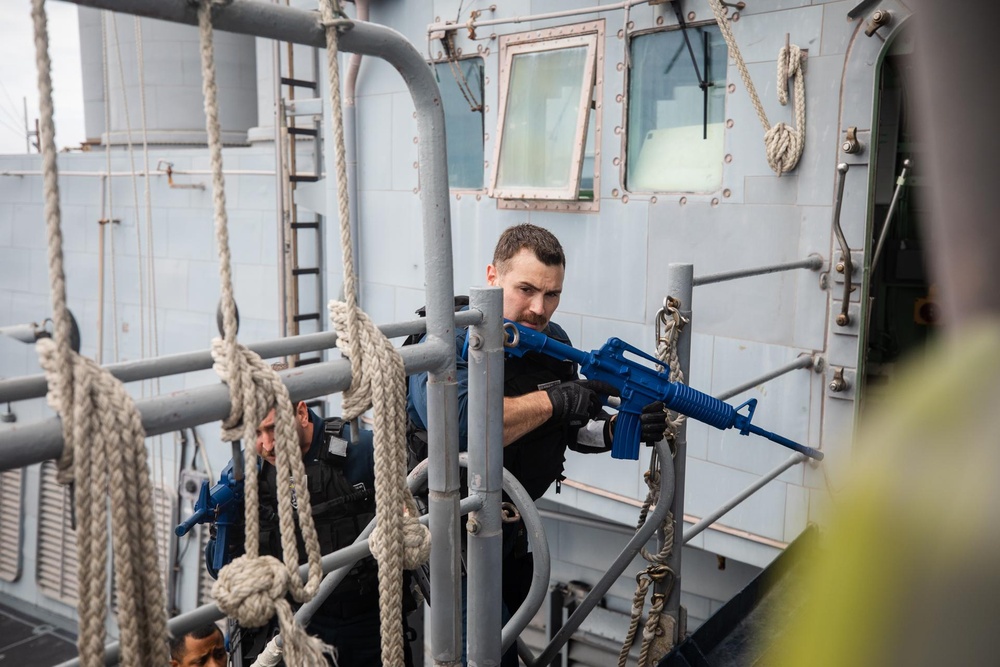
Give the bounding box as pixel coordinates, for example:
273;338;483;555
31;2;169;665
194;2;329;664
319;2;432;664
706;0;806;176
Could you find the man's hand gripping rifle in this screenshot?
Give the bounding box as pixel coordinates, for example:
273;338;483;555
175;460;244;575
503;322;824;462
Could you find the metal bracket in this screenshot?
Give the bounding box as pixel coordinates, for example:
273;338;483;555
178;469;210;504
826;366;856;400
842;126;863;155
832;251;865;285
865;9;891;37
831;301;862;334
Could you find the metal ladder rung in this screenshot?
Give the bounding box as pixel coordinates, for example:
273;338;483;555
292;268;320;276
287;127;319;137
280;76;318;90
289;174;320;183
293;313;321;322
291;221;319;230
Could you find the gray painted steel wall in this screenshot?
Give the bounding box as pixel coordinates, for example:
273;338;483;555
0;0;913;645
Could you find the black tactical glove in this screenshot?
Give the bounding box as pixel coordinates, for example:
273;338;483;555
639;401;668;444
545;380;619;429
605;401;670;445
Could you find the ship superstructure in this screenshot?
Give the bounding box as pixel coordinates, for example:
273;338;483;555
0;1;925;665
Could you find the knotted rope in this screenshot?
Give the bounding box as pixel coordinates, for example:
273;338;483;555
195;2;328;663
618;299;689;667
31;1;168;664
707;0;806;176
319;1;432;663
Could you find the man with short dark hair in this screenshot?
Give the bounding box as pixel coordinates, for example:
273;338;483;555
206;398;416;666
169;624;226;667
407;223;667;665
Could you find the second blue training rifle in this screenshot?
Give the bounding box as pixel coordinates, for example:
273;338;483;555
175;460;244;575
503;321;824;462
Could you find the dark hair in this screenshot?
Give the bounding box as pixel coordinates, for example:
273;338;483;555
168;624;223;662
492;223;565;274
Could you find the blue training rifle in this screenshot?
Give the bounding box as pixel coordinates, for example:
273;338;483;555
175;460;244;575
503;321;824;462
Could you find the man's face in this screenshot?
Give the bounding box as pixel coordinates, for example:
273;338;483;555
171;629;226;667
487;248;565;331
255;402;311;466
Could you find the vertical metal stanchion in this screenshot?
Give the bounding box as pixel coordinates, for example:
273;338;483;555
663;263;693;644
466;287;504;666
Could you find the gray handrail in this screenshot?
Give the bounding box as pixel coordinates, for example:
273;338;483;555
0;310;483;404
692;254;823;287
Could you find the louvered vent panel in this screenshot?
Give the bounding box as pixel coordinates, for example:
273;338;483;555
111;484;176;613
0;469;24;582
37;462;79;605
198;525;215;606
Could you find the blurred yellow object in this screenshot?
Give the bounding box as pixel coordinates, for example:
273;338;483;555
771;320;1000;667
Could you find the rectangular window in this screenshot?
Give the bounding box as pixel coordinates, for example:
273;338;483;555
434;58;485;190
627;25;728;193
492;22;603;210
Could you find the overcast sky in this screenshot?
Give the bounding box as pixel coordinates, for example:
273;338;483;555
0;1;85;155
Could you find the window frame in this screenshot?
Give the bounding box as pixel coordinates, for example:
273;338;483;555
622;22;729;195
491;21;604;212
429;55;487;193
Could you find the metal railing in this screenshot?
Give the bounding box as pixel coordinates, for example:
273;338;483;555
6;2;472;664
0;4;828;666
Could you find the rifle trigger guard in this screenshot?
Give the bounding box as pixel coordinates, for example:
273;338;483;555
502;322;520;348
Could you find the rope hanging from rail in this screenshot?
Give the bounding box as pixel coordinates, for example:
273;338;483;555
30;1;169;665
706;0;807;176
193;2;331;664
618;298;688;667
319;1;432;664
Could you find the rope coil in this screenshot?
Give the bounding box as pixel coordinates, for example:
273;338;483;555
707;0;806;175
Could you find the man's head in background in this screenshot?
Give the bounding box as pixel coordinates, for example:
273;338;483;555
168;624;225;667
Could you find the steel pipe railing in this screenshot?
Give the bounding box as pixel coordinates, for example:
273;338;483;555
21;5;465;660
0;310;482;405
662;263;692;646
692;254;823;287
683;453;807;544
466;287;505;665
53;480;485;667
713;354;816;401
0;339;452;471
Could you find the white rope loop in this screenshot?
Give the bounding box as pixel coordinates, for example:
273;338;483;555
32;1;169;664
197;2;326;662
706;0;806;175
329;302;432;665
319;2;431;661
31;0;75;482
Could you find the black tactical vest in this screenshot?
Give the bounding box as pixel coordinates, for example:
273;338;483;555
501;324;578;500
257;419;379;616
